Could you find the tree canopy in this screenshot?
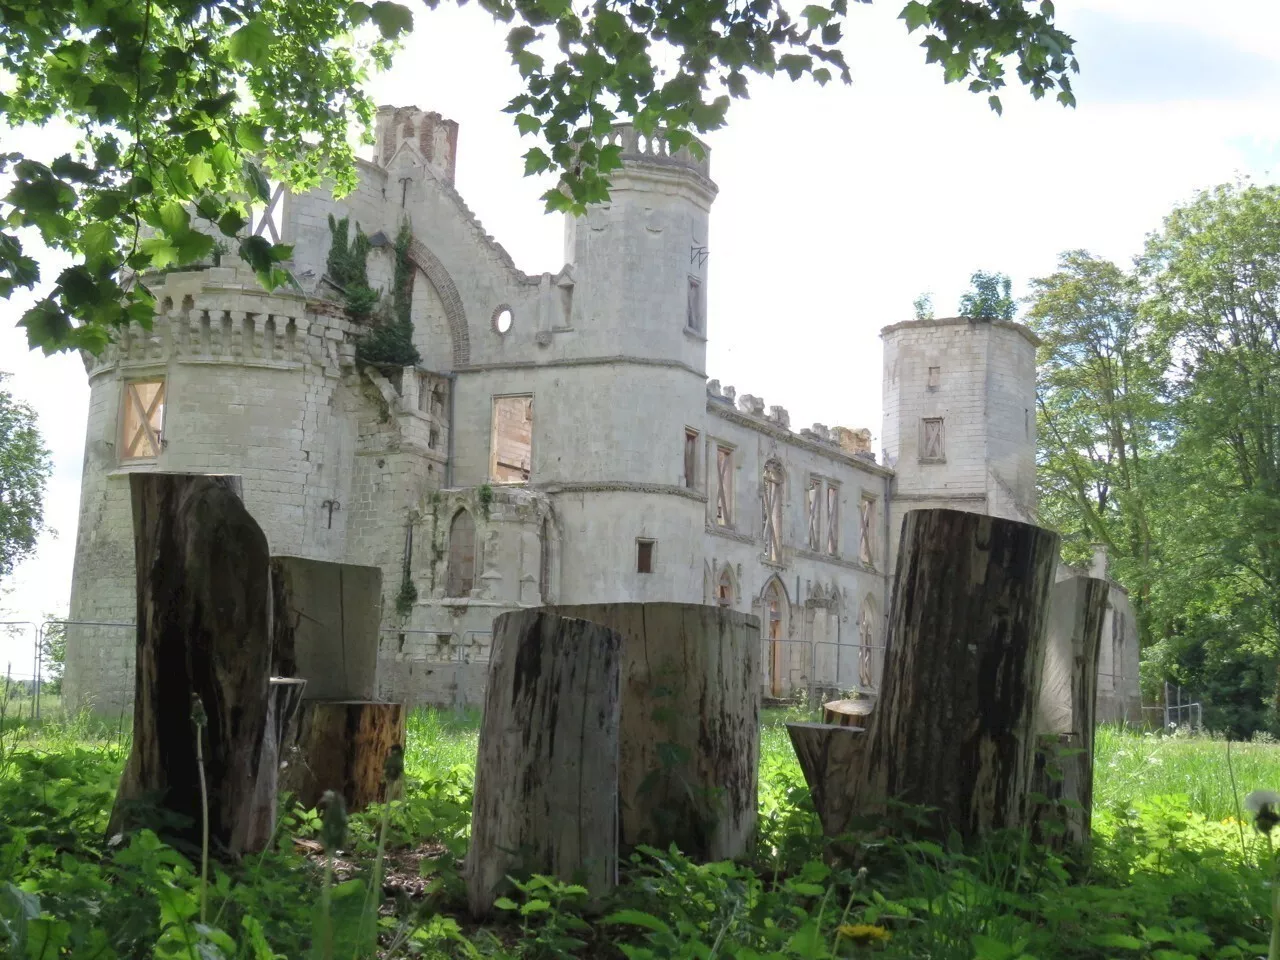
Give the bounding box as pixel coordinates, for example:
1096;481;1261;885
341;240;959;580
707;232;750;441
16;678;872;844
1;0;1077;355
0;374;52;581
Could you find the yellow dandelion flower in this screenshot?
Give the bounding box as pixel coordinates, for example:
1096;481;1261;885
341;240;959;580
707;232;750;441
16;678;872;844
837;923;892;945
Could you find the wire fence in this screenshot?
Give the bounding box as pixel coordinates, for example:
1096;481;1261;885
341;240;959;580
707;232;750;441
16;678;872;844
761;638;886;704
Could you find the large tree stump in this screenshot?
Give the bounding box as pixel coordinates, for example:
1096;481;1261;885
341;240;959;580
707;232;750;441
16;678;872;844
552;603;760;862
851;509;1060;839
245;678;307;850
823;699;874;727
279;701;406;812
1032;576;1108;850
786;723;867;837
465;610;622;918
109;473;273;856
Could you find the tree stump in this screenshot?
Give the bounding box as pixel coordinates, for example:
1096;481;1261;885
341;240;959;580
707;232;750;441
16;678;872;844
245;678;307;850
552;603;760;862
851;509;1060;839
279;700;406;812
786;722;867;837
823;699;874;727
1032;576;1108;850
465;610;622;918
108;473;274;856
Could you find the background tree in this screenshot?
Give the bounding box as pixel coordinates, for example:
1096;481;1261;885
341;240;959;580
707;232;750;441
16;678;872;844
959;269;1016;320
0;373;52;581
1;0;1078;355
1026;250;1166;642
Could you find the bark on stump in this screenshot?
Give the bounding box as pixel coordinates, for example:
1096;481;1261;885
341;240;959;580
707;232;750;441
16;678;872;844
465;610;622;918
279;700;406;812
786;722;867;837
245;678;307;850
1031;576;1108;850
851;508;1060;839
552;603;760;862
108;473;273;856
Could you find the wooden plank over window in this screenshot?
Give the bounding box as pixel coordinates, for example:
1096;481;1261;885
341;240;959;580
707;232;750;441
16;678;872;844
715;445;733;527
490;395;533;482
806;479;822;552
122;379;166;460
920;417;945;462
859;496;876;566
826;484;839;556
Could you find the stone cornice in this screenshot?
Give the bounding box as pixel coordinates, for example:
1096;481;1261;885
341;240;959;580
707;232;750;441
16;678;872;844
879;315;1042;349
540;480;707;503
708;401;894;478
706;523;756;545
793;547;886;578
456;355;706;378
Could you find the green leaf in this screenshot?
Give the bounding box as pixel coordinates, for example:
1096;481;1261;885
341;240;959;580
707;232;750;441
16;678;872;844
523;148;551;175
972;935;1015;960
988;94;1003;115
604;909;671;935
218;208;248;237
243;160;272;202
229;19;274;66
1090;934;1143;950
493;897;519;911
81;222;116;262
520;898;551;915
235;124;267;153
514;114;541;135
901;0;931;31
347;1;372;25
188;155;214;188
159;201;191;235
141;235;180;270
370;1;414;38
801;5;832;26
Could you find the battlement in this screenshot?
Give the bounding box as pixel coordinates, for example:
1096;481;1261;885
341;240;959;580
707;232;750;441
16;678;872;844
603;124;711;180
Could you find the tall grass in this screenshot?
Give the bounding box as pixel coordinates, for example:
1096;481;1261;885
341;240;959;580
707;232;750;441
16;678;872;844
404;705;481;781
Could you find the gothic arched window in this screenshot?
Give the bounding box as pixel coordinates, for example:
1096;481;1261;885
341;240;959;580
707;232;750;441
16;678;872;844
445;509;476;598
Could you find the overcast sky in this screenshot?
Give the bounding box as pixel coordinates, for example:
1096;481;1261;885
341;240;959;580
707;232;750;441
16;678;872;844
2;0;1278;671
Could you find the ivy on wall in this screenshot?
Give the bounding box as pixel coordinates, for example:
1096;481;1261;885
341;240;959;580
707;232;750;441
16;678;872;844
350;220;421;368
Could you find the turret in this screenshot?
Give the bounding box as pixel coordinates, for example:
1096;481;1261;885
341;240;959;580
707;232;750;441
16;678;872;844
880;316;1040;568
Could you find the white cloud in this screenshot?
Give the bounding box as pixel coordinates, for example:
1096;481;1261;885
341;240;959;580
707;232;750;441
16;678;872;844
1;0;1277;667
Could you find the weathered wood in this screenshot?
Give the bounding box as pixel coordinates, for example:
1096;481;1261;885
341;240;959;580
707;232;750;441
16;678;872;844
786;722;867;837
465;610;622;918
109;473;274;856
552;603;760;862
852;508;1060;839
245;678;307;851
279;700;406;812
823;699;874;727
1032;576;1108;850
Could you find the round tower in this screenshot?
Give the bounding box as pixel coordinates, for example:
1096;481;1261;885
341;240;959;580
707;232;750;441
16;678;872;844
543;126;718;604
879;316;1040;569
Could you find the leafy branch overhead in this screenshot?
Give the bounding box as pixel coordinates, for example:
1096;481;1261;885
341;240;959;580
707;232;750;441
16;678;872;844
1;0;1076;355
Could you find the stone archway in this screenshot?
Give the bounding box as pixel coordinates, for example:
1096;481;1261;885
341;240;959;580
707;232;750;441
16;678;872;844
406;239;469;366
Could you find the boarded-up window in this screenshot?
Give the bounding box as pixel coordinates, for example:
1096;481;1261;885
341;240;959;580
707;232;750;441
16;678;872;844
637;539;654;574
490;395;533;482
687;277;703;333
445;509;476;597
806;478;822;552
762;460;784;563
121;379;166;460
859;496;876;566
684;429;698;490
715;445;733;526
826;484;839;556
858;598;876;690
928;366;940;389
920;417;945;462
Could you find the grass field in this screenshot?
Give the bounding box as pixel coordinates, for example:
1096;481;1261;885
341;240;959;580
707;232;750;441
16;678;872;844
4;705;1280;958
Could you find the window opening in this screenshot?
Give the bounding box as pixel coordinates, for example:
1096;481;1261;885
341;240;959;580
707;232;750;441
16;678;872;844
687;277;703;333
806;478;822;552
928;365;941;389
715;445;733;526
445;509;476;597
920;417;945;462
858;600;876;690
762;460;784;563
717;568;734;607
493;306;514;334
490;395;533;482
763;579;785;697
826;484;839;555
637;539;654;574
859;496;876;566
122;379;166;460
684;429;699;490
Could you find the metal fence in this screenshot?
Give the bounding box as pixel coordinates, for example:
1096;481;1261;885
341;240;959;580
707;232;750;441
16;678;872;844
761;638;886;703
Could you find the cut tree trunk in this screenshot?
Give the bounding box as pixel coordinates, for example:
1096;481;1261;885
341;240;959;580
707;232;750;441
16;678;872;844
823;699;875;727
552;603;760;862
244;678;307;851
465;610;622;918
851;508;1060;839
108;473;274;856
279;700;406;812
1031;576;1108;850
786;722;867;837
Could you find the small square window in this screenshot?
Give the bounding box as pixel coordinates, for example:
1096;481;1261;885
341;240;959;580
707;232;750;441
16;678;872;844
684;429;699;490
928;366;941;390
637;539;655;574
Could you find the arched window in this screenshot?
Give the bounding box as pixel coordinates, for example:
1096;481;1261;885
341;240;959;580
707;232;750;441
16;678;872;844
445;509;476;598
857;596;877;691
762;459;784;563
717;567;735;608
762;577;788;696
